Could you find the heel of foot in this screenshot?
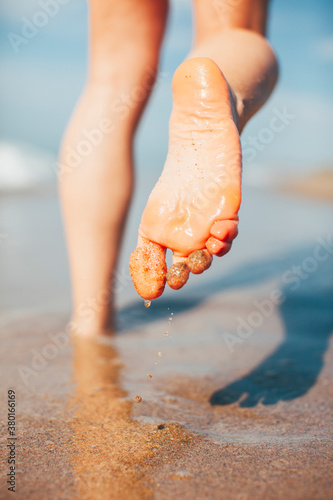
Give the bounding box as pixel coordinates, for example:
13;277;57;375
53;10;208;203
172;57;232;112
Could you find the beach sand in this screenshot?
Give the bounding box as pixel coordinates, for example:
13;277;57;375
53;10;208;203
0;185;333;499
283;170;333;202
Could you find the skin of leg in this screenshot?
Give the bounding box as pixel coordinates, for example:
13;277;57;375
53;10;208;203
130;0;278;300
59;0;168;335
190;0;278;130
193;0;270;42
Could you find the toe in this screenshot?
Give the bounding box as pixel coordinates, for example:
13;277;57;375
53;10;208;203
187;249;212;274
216;242;231;257
129;236;167;300
210;220;238;242
206;236;231;256
166;256;190;290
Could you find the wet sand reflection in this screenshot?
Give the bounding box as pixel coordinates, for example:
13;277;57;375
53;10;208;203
68;336;194;499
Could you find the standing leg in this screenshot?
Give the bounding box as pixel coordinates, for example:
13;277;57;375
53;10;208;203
59;0;168;335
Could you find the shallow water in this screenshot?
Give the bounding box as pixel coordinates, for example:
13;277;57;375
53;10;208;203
1;187;333;498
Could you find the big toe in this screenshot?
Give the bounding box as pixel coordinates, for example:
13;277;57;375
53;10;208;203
129;236;167;300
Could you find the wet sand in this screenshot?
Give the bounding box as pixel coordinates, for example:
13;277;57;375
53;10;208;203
283;169;333;202
0;186;333;499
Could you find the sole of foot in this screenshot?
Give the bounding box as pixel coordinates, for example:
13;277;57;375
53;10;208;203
130;57;242;300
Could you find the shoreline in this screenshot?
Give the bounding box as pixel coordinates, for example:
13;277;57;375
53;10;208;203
1;184;332;499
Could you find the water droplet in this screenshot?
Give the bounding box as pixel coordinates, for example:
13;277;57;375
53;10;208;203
144;300;151;309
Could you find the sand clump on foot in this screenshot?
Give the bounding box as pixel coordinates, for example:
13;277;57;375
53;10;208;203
166;262;190;290
187;250;212;274
129;236;167;300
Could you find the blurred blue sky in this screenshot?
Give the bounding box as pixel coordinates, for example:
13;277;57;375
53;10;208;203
0;0;332;177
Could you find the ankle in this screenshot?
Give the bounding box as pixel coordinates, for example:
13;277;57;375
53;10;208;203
70;319;114;338
70;306;114;337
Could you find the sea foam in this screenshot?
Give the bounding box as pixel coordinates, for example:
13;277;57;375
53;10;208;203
0;141;56;192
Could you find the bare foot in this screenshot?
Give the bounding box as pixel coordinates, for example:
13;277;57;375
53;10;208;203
130;31;278;300
130;57;241;299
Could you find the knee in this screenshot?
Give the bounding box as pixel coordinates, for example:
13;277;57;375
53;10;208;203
88;1;168;88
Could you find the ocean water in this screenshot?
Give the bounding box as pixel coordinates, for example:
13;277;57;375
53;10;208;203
0;0;332;191
0;141;56;191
